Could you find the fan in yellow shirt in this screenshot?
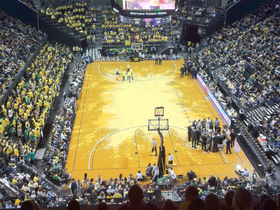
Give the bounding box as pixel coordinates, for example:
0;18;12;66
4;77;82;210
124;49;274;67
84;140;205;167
27;104;32;111
34;128;40;140
19;107;24;116
14;103;18;110
23;113;28;121
38;100;42;108
28;91;33;98
12;178;17;185
6;101;11;109
12;119;16;127
7;145;12;156
14;147;19;158
40;117;45;127
4;117;9;127
44;101;50;110
44;85;49;94
2;107;7;117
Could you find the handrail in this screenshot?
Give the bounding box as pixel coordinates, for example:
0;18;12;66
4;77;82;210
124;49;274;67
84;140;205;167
225;0;241;12
18;0;37;13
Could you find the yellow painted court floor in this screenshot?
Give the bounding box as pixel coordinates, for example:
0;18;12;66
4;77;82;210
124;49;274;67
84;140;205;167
65;60;254;181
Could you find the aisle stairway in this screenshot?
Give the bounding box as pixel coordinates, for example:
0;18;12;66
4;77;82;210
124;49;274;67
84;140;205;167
212;65;231;78
165;24;173;46
243;104;280;127
40;13;86;47
92;7;103;49
156;23;178;55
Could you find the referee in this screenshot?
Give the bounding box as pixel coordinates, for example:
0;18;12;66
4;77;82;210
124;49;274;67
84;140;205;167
168;153;174;167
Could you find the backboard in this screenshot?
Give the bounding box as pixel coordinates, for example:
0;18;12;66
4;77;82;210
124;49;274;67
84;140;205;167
131;43;143;50
155;106;164;118
148;119;169;131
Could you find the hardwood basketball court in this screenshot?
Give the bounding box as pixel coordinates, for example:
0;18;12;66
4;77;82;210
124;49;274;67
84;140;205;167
65;60;254;181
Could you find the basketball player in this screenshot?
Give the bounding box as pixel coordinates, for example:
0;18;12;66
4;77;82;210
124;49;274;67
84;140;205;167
122;70;126;82
201;131;207;152
130;68;134;80
206;134;212;153
188;125;192;142
127;69;132;83
180;66;184;78
206;117;211;130
191;127;197;148
213;132;219;152
151;138;157;156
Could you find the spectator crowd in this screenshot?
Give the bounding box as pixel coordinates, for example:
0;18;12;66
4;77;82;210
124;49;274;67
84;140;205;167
102;9;168;45
42;59;87;184
42;2;97;36
197;0;280;110
0;11;74;209
0;9;46;98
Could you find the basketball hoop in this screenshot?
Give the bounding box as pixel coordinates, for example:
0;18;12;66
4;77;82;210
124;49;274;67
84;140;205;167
148;107;169;131
148;107;168;178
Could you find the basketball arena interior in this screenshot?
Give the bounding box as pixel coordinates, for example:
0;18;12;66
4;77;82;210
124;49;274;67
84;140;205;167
0;0;280;209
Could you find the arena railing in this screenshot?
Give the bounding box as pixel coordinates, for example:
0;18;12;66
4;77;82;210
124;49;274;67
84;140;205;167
197;73;233;126
216;78;243;112
39;61;84;186
186;53;234;126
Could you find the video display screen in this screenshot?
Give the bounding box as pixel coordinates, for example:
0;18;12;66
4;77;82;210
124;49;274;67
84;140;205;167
134;18;141;25
116;0;176;11
154;18;162;25
144;18;153;26
120;15;171;25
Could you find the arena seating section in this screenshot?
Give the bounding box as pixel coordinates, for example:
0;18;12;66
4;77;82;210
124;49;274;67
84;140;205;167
101;9;168;45
196;1;279;110
42;2;96;37
194;0;280;170
0;12;45;97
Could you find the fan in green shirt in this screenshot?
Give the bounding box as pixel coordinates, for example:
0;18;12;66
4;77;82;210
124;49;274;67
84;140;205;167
53;163;58;170
53;174;61;182
30;150;35;164
24;129;29;142
24;152;29;164
30;132;35;147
